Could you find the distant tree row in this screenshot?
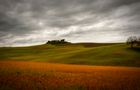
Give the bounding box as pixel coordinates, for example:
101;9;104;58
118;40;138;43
127;36;140;48
46;39;70;45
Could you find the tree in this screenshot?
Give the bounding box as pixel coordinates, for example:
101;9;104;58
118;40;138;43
46;39;70;45
61;39;65;43
127;36;137;48
137;37;140;46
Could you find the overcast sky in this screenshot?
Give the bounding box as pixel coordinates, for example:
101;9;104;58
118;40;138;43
0;0;140;46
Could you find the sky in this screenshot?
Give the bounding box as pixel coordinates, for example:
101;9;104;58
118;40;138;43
0;0;140;46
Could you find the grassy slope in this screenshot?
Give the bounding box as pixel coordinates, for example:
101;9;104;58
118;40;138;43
0;43;140;67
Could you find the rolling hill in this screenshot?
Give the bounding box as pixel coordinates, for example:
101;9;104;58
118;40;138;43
0;43;140;67
0;43;140;90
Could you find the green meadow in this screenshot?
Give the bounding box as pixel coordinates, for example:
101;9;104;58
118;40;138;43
0;43;140;67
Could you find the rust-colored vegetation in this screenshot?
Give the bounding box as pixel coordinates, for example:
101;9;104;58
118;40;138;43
0;61;140;90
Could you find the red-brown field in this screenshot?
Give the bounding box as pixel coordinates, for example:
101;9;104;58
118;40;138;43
0;61;140;90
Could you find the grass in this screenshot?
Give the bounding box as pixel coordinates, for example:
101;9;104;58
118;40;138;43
0;43;140;67
0;61;140;90
0;43;140;90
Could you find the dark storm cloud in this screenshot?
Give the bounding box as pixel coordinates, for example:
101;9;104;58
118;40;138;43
0;0;140;46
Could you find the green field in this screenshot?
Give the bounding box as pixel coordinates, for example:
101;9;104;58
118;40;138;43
0;43;140;67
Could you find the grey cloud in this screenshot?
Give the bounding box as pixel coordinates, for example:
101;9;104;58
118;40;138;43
0;0;140;46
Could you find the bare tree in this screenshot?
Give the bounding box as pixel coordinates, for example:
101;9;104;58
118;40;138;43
126;36;137;48
137;37;140;46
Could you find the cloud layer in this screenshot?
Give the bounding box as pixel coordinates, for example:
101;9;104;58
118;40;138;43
0;0;140;46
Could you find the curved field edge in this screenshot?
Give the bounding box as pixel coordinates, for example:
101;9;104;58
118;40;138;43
0;61;140;90
0;43;140;67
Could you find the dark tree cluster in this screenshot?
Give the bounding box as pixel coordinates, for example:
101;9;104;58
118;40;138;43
46;39;70;45
127;36;140;48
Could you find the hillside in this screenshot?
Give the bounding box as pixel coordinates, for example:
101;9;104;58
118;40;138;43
0;43;140;90
0;43;140;67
